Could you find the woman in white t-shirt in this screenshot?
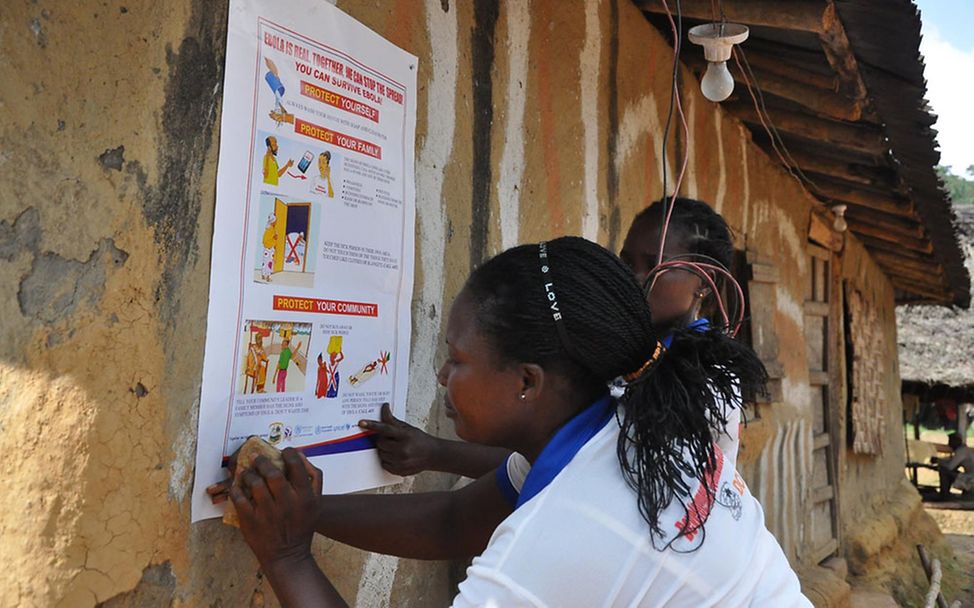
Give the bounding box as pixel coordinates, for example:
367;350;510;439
218;236;810;607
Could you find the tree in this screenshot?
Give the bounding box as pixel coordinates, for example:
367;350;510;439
936;165;974;205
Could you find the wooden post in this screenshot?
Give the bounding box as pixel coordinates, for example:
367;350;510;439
916;545;949;608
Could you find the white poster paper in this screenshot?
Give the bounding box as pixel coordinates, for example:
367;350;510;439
192;0;417;521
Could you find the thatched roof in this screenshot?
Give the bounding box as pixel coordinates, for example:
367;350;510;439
897;205;974;389
638;0;970;306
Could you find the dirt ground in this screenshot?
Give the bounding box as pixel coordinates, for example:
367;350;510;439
925;507;974;606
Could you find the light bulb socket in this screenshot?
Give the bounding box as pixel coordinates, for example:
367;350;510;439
688;23;749;62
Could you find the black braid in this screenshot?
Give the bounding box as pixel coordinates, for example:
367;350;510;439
633;197;734;270
464;237;767;546
632;197;736;327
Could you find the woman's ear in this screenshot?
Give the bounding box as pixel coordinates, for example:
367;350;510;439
519;363;545;402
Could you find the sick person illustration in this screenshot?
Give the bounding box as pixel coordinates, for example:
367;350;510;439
245;333;270;393
310;151;334;198
274;337;302;393
315;336;344;399
285;231;305;265
348;351;391;387
262;136;293;186
260;213;278;282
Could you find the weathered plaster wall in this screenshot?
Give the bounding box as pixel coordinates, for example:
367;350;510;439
0;0;918;605
837;237;908;530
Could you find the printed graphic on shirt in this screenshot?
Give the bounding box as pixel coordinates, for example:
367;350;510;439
717;480;743;521
653;443;730;551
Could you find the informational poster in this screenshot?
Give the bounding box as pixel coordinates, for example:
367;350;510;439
192;0;417;521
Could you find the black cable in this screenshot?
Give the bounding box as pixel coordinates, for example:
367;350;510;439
659;0;683;255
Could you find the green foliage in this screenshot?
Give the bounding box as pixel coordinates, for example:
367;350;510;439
937;165;974;205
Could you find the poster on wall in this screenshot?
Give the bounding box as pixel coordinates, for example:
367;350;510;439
192;0;417;521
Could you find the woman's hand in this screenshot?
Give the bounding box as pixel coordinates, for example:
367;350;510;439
205;448;241;505
359;403;443;476
230;449;347;607
230;448;323;571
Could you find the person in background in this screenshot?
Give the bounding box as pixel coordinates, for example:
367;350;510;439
935;432;974;498
360;197;744;478
216;236;809;607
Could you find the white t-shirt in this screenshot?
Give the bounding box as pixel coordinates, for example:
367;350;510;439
453;416;809;607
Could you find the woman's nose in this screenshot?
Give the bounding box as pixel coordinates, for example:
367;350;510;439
436;362;448;387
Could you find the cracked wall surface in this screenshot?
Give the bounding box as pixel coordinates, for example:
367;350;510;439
0;0;918;606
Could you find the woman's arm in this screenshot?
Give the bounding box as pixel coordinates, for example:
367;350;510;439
230;448;514;607
261;555;347;608
313;470;512;559
207;445;513;560
231;449;347;608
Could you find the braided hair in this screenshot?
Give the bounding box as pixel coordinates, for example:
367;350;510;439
464;236;767;545
633;197;734;270
629;197;737;329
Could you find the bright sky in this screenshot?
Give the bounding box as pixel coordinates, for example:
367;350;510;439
913;0;974;177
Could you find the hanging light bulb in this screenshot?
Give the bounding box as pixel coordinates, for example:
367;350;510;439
688;23;749;103
831;204;848;233
700;61;735;102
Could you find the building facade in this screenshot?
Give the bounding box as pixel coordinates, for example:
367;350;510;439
0;0;963;605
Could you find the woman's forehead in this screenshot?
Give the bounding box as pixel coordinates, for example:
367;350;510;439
445;290;476;342
624;217;687;256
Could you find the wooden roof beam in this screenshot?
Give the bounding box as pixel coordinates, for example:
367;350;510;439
725;102;887;156
796;161;895;187
639;0;829;34
845;208;924;238
856;233;935;256
885;268;949;294
808;179;914;217
819;3;869;102
846;220;927;251
870;250;945;280
685;55;861;121
742;38;835;75
890;277;952;303
740;45;839;91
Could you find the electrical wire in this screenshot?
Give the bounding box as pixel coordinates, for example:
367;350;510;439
653;0;746;338
658;0;691;265
709;0;834;204
658;0;682;263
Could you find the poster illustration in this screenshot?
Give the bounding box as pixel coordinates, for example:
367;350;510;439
192;0;417;521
